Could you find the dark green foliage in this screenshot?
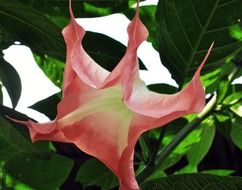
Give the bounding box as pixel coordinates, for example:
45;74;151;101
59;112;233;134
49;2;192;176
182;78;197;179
142;174;242;190
3;153;73;190
156;0;242;85
76;159;118;190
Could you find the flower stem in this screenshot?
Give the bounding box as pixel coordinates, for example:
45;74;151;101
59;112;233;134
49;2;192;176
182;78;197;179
137;94;217;184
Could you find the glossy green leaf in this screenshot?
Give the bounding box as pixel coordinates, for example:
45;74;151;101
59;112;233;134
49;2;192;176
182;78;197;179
230;103;242;117
223;92;242;105
0;57;21;108
201;169;235;176
142;174;242;190
76;158;118;190
156;0;242;85
201;61;234;93
158;119;202;170
231;117;242;150
187;118;215;166
215;112;232;139
176;165;197;174
216;78;230;104
0;0;65;60
3;152;73;190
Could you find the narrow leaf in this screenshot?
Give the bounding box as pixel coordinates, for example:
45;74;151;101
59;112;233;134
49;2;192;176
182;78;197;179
231;117;242;150
0;57;21;108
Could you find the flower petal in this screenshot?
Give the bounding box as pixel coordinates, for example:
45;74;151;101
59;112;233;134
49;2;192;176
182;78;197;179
62;2;109;92
103;9;149;91
125;43;213;118
9;118;67;143
57;86;133;176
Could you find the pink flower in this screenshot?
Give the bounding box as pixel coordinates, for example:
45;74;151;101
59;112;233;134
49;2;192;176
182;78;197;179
13;1;212;189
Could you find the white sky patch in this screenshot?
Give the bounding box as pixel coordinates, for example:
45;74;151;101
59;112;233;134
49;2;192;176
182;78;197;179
131;0;158;7
232;75;242;84
3;45;60;121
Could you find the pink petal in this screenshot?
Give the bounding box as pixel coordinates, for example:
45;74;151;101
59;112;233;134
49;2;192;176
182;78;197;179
125;43;213;119
103;10;149;91
62;2;109;93
116;44;213;190
57;86;133;175
9;118;67;143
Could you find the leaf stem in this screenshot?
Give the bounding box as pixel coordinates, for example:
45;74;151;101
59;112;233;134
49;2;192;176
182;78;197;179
137;94;217;184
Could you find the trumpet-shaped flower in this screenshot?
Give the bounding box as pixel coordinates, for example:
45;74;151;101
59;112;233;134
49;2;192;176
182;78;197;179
13;1;213;190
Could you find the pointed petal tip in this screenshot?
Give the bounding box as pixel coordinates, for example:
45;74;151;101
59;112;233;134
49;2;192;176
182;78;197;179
69;0;75;20
195;42;214;76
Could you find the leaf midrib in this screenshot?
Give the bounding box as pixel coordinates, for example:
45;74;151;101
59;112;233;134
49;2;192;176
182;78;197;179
185;0;220;77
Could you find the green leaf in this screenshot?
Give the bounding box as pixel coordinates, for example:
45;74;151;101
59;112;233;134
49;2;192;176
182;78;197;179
231;117;242;149
76;158;118;190
187;118;215;166
146;170;167;182
0;116;48;156
0;57;21;108
215;112;232;139
34;54;64;88
29;92;61;120
176;165;197;174
201;169;235;176
142;174;242;190
216;78;230;104
158;119;202;170
0;0;65;60
83;32;146;71
223;92;242;105
147;83;177;94
230;103;242;117
156;0;242;85
3;152;73;190
0;136;17;161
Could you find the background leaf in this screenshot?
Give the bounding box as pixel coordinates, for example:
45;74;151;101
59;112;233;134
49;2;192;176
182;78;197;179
0;57;21;108
0;116;48;157
76;158;118;190
0;0;65;60
3;152;73;190
142;174;242;190
156;0;242;85
231;117;242;150
187;118;216;166
29;92;61;120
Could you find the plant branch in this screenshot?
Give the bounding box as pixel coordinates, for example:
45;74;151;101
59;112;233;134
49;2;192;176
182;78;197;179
137;94;217;184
